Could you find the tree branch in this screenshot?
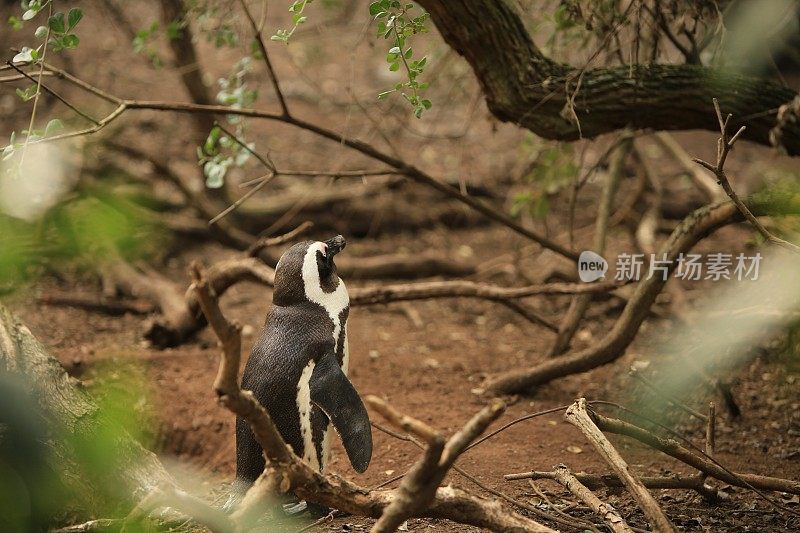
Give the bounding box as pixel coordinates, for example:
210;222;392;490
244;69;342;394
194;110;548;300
564;398;676;532
416;0;800;154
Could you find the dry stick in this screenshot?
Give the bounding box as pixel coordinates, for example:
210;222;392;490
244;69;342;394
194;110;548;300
191;265;554;532
208;172;277;225
551;464;633;533
5;61;99;124
593;412;800;496
2;62;577;261
237;0;289;117
370;407;602;531
694;98;800;254
564;398;676;532
633;139;663;256
508;470;724;496
246;220;314;256
653;132;721;202
548;136;632;356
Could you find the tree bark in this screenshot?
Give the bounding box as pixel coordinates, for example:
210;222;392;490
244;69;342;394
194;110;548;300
417;0;800;154
0;304;174;517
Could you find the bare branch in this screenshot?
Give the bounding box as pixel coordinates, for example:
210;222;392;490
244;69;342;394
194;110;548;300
551;464;633;533
564;398;676;532
694;98;800;254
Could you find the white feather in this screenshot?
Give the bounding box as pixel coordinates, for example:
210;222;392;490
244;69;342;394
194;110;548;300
297;242;350;472
296;359;320;471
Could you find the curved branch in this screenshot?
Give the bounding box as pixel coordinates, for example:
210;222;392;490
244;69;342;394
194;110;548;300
485;191;800;393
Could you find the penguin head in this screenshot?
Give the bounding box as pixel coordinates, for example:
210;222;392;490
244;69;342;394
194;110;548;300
273;235;347;306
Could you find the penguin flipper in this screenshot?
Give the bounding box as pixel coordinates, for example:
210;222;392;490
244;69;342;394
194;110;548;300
310;350;372;472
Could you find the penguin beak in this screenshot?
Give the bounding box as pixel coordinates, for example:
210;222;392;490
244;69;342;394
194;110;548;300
324;235;346;266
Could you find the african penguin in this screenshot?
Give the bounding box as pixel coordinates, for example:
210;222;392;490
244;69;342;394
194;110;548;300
234;235;372;492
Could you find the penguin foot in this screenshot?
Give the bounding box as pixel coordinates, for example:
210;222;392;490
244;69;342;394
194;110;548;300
281;500;308;515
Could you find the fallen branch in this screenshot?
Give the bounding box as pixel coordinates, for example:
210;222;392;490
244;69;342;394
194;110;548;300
564;399;676;532
508;471;726;501
485;191;800;393
550;464;632;533
594;412;800;495
653;132;722;202
548;136;632;356
147;256;624;346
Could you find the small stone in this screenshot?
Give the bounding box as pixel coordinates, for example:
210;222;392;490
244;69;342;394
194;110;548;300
242;324;255;337
423;358;440;369
369;350;380;360
566;445;583;454
385;470;395;476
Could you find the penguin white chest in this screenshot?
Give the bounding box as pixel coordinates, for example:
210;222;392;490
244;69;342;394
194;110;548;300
296;244;350;471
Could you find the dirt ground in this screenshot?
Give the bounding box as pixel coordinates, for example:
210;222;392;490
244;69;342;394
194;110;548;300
3;1;800;531
6;220;800;532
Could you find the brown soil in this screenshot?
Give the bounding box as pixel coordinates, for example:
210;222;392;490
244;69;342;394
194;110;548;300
7;221;800;532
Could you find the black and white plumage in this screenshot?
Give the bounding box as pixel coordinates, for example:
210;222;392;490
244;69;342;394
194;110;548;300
235;235;372;490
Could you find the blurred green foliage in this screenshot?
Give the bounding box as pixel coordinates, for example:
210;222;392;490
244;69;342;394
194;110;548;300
0;185;162;293
512;136;576;220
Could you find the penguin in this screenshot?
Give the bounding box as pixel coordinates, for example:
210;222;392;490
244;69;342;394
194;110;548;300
234;235;372;495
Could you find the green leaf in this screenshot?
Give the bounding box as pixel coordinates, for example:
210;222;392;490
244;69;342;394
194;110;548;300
388;61;399;71
421;99;432;109
61;34;80;49
8;16;23;30
44;119;64;137
67;8;83;30
22;9;37;21
48;12;65;34
369;2;383;15
15;85;37;102
203;126;222;155
34;25;47;38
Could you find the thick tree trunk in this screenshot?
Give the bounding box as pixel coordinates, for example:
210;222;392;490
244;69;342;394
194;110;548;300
417;0;800;154
0;305;174;519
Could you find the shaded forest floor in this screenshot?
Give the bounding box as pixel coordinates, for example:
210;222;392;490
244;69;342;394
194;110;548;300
6;221;800;532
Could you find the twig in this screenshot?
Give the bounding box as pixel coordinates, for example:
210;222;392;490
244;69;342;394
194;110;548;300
237;0;289;116
507;470;726;500
208;172;277;225
564;398;676;532
653;132;722;202
246;221;314;256
0;61;578;259
551;464;633;533
5;61;99;125
593;412;800;496
693;98;800;254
